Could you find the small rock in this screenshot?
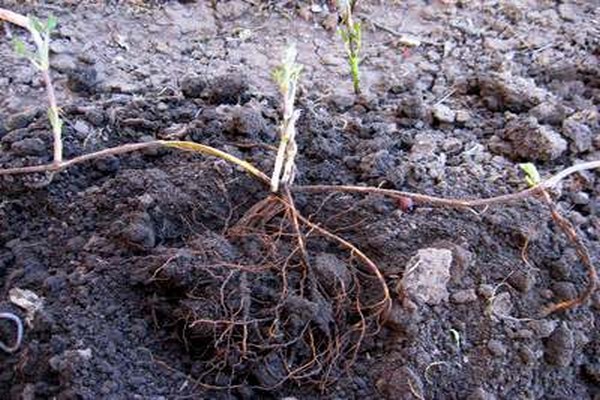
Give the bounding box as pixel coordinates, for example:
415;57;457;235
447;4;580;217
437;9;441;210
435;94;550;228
479;71;551;112
467;387;497;400
558;3;578;22
11;138;46;156
562;118;592;153
397;95;426;121
451;289;478;304
529;319;558;338
489;292;513;318
314;253;352;293
478;284;495;299
545;322;574;366
207;73;249;105
432;104;455;124
66;64;99;94
551;281;577;301
571;192;590;205
327;92;355;112
528;102;566;125
181;75;207;98
5;109;41;132
455;110;471;123
487;339;507;357
399;248;452;305
508;270;535;293
376;366;424;400
227;106;267;138
120;212;156;250
495;116;567;161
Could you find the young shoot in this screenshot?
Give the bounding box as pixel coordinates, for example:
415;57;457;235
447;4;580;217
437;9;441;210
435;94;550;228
271;44;302;193
12;14;63;165
338;0;362;95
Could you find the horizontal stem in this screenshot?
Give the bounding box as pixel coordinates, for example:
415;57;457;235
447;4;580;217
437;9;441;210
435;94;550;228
294;160;600;208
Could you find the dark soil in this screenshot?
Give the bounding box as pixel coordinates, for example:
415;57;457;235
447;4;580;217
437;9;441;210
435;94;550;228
1;1;599;399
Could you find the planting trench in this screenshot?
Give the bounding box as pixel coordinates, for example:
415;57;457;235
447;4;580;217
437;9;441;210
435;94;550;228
1;1;599;399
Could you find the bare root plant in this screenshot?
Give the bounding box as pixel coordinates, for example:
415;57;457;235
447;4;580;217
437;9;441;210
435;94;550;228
1;6;599;391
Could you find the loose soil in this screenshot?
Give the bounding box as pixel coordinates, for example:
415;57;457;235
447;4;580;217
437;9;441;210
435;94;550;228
1;1;599;399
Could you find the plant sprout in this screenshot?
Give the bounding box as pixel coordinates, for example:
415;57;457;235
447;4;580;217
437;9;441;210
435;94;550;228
271;44;302;193
338;0;362;95
12;14;63;165
520;162;541;188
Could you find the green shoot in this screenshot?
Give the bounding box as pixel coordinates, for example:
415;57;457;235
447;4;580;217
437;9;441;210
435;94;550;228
12;14;62;165
271;44;302;193
520;163;541;188
338;0;362;95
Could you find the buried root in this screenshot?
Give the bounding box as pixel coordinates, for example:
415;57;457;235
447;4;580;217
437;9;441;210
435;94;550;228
142;193;391;390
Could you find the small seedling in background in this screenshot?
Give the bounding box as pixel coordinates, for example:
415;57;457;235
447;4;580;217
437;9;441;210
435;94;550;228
12;14;63;165
520;163;541;188
271;44;302;193
338;0;362;95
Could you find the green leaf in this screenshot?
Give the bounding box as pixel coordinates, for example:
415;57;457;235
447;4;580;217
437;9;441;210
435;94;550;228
520;163;541;187
46;15;58;32
29;16;45;34
13;38;28;57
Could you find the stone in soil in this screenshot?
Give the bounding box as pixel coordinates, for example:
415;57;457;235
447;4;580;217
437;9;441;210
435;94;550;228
544;322;574;367
479;71;552;112
491;116;567;161
400;248;452;306
180;74;207;98
562;117;593;153
376;366;424;400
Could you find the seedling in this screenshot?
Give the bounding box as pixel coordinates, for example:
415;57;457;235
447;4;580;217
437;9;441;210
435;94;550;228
338;0;362;95
11;13;63;165
271;44;302;193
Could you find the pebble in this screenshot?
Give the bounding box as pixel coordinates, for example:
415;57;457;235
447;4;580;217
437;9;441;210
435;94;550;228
432;104;456;124
477;284;495;299
551;281;577;301
571;191;590;205
180;74;207;98
11;138;46;156
400;248;452;306
451;289;478;304
508;270;536;293
545;322;574;367
562;118;592;153
497;116;567;161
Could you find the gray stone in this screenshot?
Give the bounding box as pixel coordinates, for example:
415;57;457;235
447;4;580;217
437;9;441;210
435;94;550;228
545;322;574;366
11;138;46;156
551;281;577;301
376;366;424;400
479;72;551;112
496;116;567;161
455;110;471;123
400;248;452;305
571;192;590;205
508;270;536;293
451;289;478;304
432;104;456;124
562;118;592;153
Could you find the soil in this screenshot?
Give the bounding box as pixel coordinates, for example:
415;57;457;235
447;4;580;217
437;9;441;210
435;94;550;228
1;1;599;399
